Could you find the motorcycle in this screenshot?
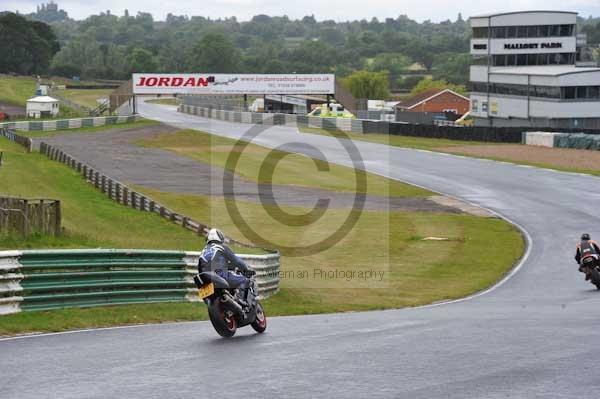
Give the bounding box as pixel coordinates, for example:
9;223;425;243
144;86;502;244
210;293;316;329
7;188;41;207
579;255;600;290
193;270;267;338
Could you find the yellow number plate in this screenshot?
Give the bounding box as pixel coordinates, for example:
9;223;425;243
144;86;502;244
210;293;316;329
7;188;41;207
198;283;215;299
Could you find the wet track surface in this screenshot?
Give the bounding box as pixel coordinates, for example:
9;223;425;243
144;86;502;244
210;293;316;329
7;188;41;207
2;101;600;398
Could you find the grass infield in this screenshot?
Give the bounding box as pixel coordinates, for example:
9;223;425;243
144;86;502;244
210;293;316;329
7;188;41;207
0;124;524;336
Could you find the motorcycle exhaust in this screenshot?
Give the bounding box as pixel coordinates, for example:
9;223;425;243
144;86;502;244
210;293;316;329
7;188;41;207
220;292;244;316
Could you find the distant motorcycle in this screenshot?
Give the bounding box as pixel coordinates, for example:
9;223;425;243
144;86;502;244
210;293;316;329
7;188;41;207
579;254;600;290
194;270;267;338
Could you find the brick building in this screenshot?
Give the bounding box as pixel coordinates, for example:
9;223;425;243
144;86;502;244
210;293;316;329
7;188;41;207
397;88;470;115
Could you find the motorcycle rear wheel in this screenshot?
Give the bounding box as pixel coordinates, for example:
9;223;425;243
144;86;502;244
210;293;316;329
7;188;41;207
590;268;600;290
208;300;237;338
251;302;267;333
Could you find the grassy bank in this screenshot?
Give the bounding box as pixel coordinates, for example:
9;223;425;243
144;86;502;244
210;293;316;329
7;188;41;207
137;129;431;198
146;98;178;106
299;127;600;176
0;75;85;119
299;126;486;150
59;89;113;108
0;124;524;336
0;137;224;250
0;75;36;105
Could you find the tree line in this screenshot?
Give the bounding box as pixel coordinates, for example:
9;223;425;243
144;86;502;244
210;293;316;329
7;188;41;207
0;8;472;91
2;5;600;98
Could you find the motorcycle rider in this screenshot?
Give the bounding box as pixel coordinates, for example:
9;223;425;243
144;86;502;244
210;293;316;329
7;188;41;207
575;233;600;280
198;228;255;307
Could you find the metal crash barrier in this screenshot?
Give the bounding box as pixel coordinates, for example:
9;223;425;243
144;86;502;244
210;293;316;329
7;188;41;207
0;249;280;315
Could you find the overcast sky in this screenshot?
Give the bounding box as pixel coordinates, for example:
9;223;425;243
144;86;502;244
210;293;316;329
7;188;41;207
3;0;600;22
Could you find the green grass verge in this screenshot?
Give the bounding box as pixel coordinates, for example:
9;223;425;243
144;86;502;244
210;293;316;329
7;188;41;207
0;124;524;336
137;129;431;198
20;118;159;138
59;89;113;108
0;75;36;106
0;137;238;251
299;126;486;150
0;75;85;119
0;196;524;336
300;127;600;177
441;149;600;177
146;98;178;106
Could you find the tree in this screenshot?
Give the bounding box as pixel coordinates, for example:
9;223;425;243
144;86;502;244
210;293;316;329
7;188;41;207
39;9;474;81
190;33;240;72
289;41;337;73
396;75;422;91
368;53;412;75
0;13;59;75
410;78;467;97
320;27;345;45
431;53;470;85
128;48;157;72
342;70;390;99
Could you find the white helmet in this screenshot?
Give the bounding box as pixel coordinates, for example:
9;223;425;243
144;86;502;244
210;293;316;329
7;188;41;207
206;228;225;244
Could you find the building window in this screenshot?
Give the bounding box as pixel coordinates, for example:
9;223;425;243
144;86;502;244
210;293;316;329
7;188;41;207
482;102;488;112
494;54;506;66
492;53;573;66
562;87;576;99
472;99;479;111
560;24;573;36
492;27;506;38
472;27;489;38
471;55;490;65
469;84;600;101
482;24;574;39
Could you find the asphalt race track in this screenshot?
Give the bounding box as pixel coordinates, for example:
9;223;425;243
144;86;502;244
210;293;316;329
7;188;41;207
2;101;600;398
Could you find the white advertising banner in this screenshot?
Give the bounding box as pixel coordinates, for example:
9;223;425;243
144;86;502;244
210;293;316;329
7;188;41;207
132;74;335;95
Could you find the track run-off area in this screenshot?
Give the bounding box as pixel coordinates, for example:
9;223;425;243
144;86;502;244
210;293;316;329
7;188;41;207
2;100;600;398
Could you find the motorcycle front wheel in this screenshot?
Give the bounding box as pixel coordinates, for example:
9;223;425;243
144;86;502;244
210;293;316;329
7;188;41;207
251;301;267;333
208;299;237;338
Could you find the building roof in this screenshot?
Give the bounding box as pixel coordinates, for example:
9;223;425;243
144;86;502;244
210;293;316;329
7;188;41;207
489;65;600;76
397;88;470;110
26;96;59;103
469;10;577;19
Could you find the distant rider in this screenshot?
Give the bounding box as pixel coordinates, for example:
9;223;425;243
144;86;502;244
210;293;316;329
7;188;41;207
198;228;255;306
575;233;600;280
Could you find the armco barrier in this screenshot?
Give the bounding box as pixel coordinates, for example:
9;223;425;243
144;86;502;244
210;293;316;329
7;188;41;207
180;104;363;132
0;249;280;314
0;115;140;132
178;104;586;143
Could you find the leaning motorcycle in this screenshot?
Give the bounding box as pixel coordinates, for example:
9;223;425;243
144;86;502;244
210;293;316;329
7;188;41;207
194;270;267;338
580;255;600;290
